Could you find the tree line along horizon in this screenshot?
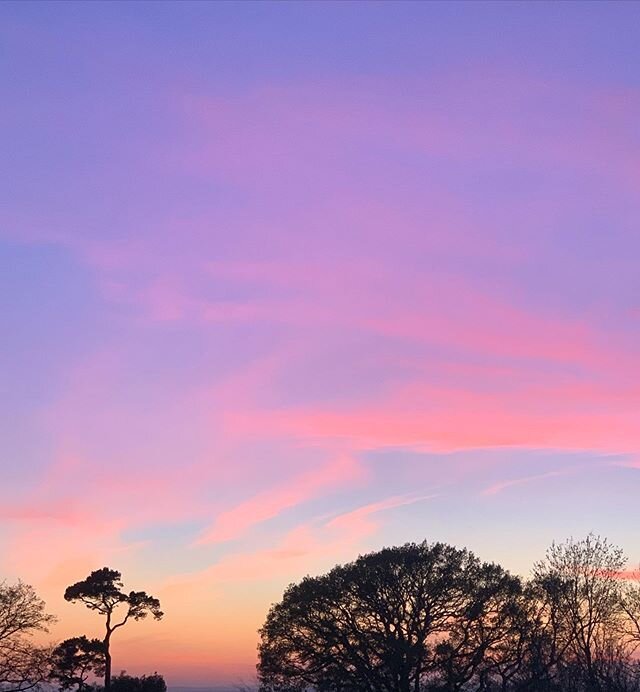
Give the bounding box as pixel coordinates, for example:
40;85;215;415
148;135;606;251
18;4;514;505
2;534;640;692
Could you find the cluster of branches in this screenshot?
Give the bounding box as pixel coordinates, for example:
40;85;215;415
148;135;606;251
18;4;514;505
0;580;54;692
0;568;163;692
258;534;640;692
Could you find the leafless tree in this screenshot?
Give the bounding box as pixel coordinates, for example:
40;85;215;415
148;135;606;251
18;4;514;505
532;534;627;692
0;580;55;692
620;573;640;653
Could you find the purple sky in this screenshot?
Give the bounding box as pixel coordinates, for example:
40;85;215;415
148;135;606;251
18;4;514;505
1;1;640;685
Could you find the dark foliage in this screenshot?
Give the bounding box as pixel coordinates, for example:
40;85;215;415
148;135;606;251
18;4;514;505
258;536;640;692
110;672;166;692
64;568;163;690
49;636;106;691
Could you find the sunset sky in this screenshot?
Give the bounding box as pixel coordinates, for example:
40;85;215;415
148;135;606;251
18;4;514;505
2;1;640;686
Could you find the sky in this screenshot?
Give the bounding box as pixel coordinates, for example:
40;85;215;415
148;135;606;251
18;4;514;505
1;0;640;685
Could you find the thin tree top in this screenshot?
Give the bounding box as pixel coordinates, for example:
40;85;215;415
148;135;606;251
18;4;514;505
64;568;163;621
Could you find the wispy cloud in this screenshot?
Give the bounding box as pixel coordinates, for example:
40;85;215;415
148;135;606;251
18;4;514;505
195;454;365;545
481;470;568;497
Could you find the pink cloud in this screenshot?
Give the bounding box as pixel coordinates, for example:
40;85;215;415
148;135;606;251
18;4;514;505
0;499;87;525
195;454;365;544
175;494;436;587
222;382;640;455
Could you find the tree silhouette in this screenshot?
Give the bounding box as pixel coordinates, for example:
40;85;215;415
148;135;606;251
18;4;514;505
258;541;524;692
432;561;525;690
0;580;54;692
49;636;105;691
64;568;163;690
533;534;626;692
257;537;640;692
621;577;640;651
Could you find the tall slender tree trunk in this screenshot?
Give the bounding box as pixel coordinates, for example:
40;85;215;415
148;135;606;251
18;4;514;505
104;630;112;690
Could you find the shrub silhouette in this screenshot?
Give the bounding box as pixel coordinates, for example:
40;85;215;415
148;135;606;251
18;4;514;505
110;672;166;692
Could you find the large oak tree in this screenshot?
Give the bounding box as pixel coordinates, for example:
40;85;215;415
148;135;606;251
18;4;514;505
258;541;523;692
